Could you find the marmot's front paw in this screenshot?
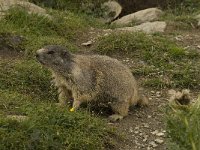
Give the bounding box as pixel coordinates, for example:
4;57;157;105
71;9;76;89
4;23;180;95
109;114;124;122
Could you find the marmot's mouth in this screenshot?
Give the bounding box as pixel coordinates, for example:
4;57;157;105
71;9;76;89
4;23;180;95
36;55;45;65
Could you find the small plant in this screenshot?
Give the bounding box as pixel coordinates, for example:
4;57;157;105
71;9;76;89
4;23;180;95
166;97;200;150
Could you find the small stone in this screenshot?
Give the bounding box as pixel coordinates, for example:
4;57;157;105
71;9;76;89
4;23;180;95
134;131;139;134
104;33;109;36
143;135;148;142
135;126;139;130
143;123;149;128
7;115;28;122
149;141;158;148
151;91;155;94
143;138;147;142
155;138;164;144
151;130;159;135
147;146;151;150
148;115;152;118
156;132;165;137
129;127;133;133
81;41;92;46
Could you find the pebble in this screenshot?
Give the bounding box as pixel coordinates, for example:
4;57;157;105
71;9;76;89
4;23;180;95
155;138;164;144
134;131;139;134
143;123;149;128
143;138;147;142
156;132;165;137
129;127;133;133
148;115;152;118
143;135;148;142
151;130;159;135
81;40;92;46
151;91;155;94
135;126;139;130
149;141;158;148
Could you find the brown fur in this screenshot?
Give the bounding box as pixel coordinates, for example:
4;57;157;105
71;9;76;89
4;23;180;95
36;45;148;121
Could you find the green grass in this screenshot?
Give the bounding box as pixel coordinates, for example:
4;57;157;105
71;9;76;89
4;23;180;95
0;7;114;149
166;97;200;150
29;0;107;17
0;59;115;150
161;11;198;30
96;32;200;89
0;59;56;100
0;7;105;56
0;103;115;150
161;1;200;31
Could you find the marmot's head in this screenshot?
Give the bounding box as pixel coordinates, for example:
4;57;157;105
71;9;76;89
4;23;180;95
36;45;73;72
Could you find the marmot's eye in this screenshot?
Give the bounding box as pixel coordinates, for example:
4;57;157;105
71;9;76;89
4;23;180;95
47;51;55;55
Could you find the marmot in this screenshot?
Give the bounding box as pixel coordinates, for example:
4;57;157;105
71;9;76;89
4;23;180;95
36;45;148;121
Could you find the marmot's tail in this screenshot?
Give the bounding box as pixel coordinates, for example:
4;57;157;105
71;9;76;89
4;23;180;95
137;95;149;106
130;89;148;106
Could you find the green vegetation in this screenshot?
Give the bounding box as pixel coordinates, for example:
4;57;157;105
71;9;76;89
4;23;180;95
166;97;200;150
96;32;200;89
0;0;200;149
30;0;107;17
0;5;113;150
0;59;56;100
0;7;104;55
161;0;200;30
0;104;114;150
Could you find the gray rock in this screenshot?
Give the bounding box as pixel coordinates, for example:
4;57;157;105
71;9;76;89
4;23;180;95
0;0;51;20
149;141;158;148
81;40;93;46
156;132;165;137
155;138;164;144
7;115;28;122
102;1;122;23
112;8;163;26
116;21;167;34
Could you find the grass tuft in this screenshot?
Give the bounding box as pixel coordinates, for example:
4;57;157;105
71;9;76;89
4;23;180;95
166;97;200;150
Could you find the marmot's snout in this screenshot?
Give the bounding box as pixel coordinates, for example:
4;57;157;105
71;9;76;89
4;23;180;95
36;49;45;64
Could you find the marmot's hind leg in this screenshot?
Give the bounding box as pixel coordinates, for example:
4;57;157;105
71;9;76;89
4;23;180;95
109;101;129;122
